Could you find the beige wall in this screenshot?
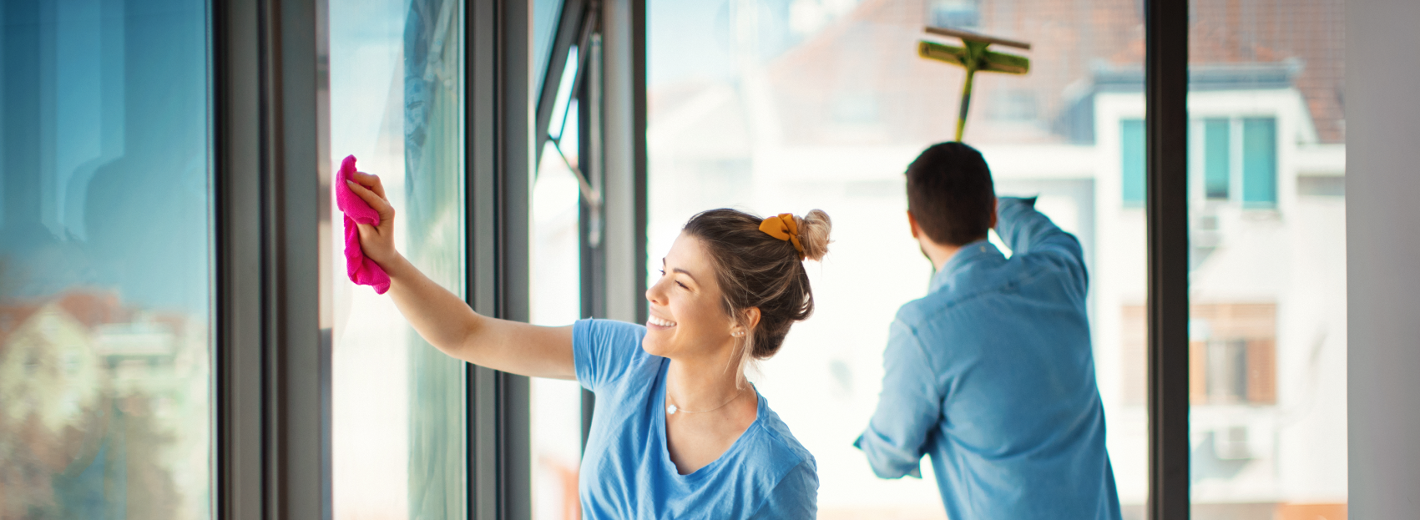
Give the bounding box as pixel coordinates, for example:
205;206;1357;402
1346;0;1420;515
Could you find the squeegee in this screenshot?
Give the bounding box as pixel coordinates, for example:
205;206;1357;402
918;26;1032;141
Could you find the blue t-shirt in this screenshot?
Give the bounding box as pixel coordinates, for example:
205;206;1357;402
573;318;818;519
855;197;1122;519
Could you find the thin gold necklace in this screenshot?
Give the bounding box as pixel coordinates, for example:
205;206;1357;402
666;386;744;415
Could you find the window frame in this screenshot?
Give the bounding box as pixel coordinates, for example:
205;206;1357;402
214;0;331;518
1189;115;1281;209
206;0;1192;518
533;0;649;454
1145;0;1191;516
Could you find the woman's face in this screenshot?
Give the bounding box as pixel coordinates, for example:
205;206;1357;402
643;232;739;362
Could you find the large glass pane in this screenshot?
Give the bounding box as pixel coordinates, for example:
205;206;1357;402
648;0;1146;517
0;0;213;517
530;45;585;520
329;0;466;518
533;0;565;94
1188;0;1346;517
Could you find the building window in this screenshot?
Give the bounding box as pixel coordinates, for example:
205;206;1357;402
929;0;980;29
1191;303;1278;405
1202;118;1231;200
1121;118;1146;206
1123;303;1277;405
1191;116;1278;207
987;90;1040;122
1241;117;1278;207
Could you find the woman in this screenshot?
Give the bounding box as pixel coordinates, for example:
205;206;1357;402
346;171;829;519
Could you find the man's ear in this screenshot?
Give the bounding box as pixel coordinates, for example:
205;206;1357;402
907;210;921;239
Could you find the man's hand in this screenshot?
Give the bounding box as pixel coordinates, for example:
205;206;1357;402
345;171;399;268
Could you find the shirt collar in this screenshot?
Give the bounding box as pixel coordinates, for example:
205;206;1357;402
929;239;1003;293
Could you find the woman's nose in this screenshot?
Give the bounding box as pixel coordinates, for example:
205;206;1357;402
645;278;666;305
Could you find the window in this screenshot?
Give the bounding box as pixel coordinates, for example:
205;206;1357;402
1188;304;1277;405
1125;303;1279;407
987;90;1040;122
1188;0;1345;515
0;0;214;516
329;0;467;517
1122;118;1147;206
1202;118;1231;200
1192;116;1279;207
1241;117;1278;207
530;42;585;520
651;0;1146;515
929;0;981;29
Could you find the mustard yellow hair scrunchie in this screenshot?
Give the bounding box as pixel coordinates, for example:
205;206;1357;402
759;213;805;259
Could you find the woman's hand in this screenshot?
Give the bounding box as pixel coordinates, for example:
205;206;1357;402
346;171;400;268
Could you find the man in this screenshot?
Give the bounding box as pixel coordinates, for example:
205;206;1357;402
855;142;1121;519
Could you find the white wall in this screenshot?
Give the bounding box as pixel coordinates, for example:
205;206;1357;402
1346;0;1420;516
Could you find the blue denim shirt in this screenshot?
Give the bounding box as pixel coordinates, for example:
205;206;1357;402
855;197;1121;519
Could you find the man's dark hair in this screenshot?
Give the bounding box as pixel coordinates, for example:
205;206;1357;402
905;142;996;246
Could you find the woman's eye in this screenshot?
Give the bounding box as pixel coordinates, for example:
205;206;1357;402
659;269;686;290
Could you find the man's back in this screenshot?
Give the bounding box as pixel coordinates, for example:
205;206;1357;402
856;197;1121;519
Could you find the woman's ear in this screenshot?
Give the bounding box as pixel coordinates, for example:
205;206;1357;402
740;307;761;332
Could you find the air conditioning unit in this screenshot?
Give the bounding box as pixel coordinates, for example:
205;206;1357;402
1192;210;1223;249
1213;425;1252;460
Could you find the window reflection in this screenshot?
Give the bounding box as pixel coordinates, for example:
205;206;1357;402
0;0;213;518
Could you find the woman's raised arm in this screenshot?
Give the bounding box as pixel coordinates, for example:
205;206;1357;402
346;171;575;380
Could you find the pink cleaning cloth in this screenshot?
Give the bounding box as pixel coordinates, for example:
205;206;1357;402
336;155;391;294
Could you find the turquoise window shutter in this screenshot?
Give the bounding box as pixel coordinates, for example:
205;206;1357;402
1241;118;1278;207
1204;119;1231;200
1122;118;1146;206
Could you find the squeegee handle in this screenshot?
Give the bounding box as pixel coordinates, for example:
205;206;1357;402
955;68;976;142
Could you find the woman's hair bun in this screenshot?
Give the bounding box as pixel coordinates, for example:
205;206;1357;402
795;209;832;262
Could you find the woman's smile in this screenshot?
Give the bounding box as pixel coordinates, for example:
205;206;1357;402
647;315;678;329
641;233;739;359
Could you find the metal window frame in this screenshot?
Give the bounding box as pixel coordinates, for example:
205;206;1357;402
466;0;533;518
214;0;331;518
530;0;647;452
576;19;605;450
208;0;1183;517
1145;0;1190;518
536;0;591;166
570;0;648;452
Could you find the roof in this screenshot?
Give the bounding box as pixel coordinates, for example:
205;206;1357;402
0;304;42;350
55;291;130;330
0;289;131;350
759;0;1344;145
